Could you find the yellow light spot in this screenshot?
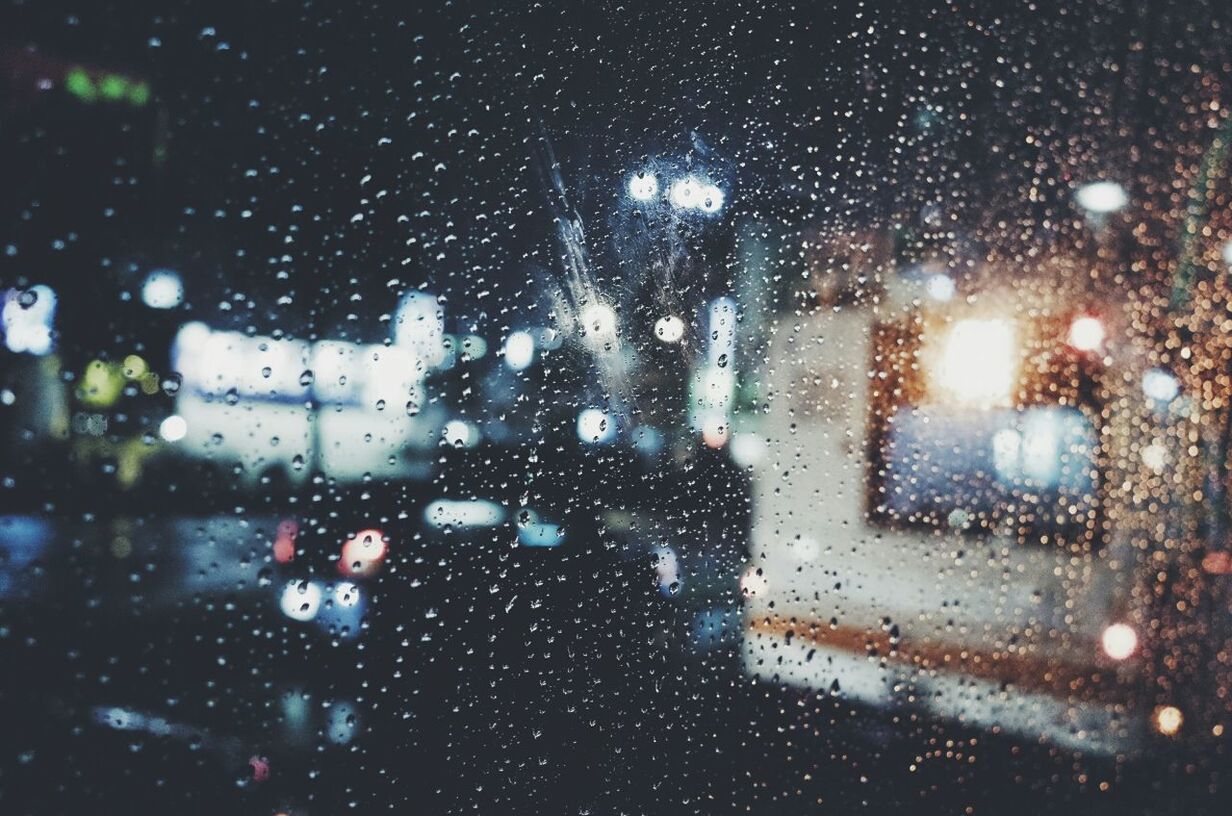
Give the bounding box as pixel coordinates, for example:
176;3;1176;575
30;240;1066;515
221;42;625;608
1154;705;1183;736
79;360;125;408
122;354;148;379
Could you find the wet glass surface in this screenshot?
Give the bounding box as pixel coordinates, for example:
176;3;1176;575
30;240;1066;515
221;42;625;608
2;1;1232;813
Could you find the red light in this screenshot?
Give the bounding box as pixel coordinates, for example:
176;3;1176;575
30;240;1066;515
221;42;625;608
1203;551;1232;575
248;755;270;782
273;520;298;564
339;528;388;578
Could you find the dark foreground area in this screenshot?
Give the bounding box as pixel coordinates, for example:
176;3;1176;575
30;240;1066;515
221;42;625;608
0;517;1225;816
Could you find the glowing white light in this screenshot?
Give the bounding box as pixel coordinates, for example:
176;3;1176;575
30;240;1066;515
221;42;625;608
1142;368;1179;404
925;273;956;301
1223;241;1232;266
393;291;445;366
1068;315;1105;352
577;408;616;444
669;176;703;209
280;580;323;622
424;498;506;528
698;184;725;214
1101;622;1137;660
654;315;685;343
1076;181;1128;214
933;318;1018;406
991;428;1022;477
729;433;766;468
504;330;535;370
141;269;183;309
2;285;56;355
173;324;311;399
627;172;658;201
580;302;617;346
443;419;477;448
1142;443;1168;473
334;582;361;608
159;414;188;442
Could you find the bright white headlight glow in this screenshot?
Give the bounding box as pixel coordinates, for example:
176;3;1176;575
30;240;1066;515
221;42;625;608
654;315;685;343
280;580;323;622
334;582;362;608
669;176;703;209
577;408;616;444
504;330;535;370
627;172;658;201
1076;181;1128;214
159;414;188;442
698;184;725;214
580;303;617;345
443;419;477;448
1101;622;1137;660
141;269;184;309
933;318;1018;406
2;284;56;355
1068;315;1105;352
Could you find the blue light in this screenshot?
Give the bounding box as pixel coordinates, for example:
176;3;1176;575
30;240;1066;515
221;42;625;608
517;521;564;548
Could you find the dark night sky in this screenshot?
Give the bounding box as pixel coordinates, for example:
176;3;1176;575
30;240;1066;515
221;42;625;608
3;0;1232;355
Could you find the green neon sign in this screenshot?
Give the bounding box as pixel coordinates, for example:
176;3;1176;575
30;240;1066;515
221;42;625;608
63;67;151;107
64;68;97;103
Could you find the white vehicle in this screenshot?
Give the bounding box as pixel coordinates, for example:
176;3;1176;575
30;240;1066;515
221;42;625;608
741;262;1184;755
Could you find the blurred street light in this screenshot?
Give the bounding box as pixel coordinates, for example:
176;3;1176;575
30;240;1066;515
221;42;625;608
1067;315;1105;352
141;269;183;309
933;318;1018;406
1076;181;1128;214
627;171;658;201
1101;622;1137;660
654;315;685;343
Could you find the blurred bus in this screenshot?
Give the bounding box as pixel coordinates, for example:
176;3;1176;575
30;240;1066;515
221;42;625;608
740;242;1225;756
